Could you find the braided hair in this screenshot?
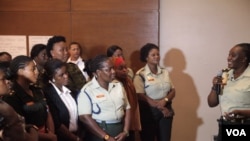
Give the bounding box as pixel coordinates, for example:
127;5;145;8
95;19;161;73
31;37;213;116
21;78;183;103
85;55;109;75
9;55;33;79
44;59;66;81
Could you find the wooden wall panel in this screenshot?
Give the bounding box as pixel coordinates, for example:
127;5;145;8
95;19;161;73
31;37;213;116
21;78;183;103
71;11;158;71
0;12;71;37
0;12;71;54
0;0;70;11
72;0;158;11
0;0;159;72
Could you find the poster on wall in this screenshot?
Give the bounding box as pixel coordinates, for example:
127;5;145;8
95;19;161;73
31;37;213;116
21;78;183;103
28;35;52;54
0;35;27;58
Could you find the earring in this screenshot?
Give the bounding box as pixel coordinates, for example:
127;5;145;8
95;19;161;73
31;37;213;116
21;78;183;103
9;90;14;95
52;78;55;82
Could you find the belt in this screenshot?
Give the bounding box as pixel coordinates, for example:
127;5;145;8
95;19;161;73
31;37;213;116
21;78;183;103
95;119;122;124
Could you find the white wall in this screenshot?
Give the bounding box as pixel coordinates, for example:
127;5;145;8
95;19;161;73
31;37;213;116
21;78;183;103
159;0;250;141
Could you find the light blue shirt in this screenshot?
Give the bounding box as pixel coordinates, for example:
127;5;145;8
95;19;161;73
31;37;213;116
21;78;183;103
133;64;174;100
220;64;250;113
77;77;130;121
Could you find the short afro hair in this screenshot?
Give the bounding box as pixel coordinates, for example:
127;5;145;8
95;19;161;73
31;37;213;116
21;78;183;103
30;44;46;59
46;36;66;58
106;45;123;57
140;43;159;62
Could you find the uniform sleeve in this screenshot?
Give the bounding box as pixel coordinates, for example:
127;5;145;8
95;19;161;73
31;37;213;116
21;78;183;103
77;88;92;115
121;86;131;110
133;74;146;94
169;77;175;89
164;69;175;89
127;67;134;79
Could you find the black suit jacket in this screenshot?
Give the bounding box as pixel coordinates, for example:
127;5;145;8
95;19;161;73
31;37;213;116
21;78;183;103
43;83;71;131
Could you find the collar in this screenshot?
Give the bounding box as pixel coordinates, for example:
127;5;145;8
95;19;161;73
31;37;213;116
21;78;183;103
91;77;117;91
228;64;250;80
240;64;250;77
50;82;71;96
67;57;82;64
144;64;162;75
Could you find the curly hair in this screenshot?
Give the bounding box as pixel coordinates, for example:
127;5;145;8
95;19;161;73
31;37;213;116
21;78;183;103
140;43;159;62
46;36;66;58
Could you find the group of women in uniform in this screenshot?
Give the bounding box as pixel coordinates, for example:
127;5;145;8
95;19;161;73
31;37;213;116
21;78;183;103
0;35;175;141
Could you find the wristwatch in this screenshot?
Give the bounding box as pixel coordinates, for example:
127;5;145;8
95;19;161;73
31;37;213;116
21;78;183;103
164;97;169;102
123;130;129;137
103;134;110;141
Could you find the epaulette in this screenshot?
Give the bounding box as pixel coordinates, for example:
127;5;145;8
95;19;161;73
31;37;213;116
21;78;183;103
84;81;92;87
135;67;146;82
112;79;120;83
135;67;145;75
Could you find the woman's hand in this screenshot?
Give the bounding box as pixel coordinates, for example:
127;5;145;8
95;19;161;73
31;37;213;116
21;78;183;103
207;76;222;107
147;99;158;107
155;99;166;109
161;107;173;117
105;136;116;141
40;131;57;141
212;76;222;86
114;131;128;141
225;110;250;120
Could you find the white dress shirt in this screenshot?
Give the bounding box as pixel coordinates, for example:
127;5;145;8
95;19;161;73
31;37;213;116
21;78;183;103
51;82;78;132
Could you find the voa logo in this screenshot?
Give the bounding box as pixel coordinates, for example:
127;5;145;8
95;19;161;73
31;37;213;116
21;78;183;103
226;129;246;136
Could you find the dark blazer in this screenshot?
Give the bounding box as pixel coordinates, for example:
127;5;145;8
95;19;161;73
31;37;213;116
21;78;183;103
43;83;71;130
43;83;72;141
3;82;48;128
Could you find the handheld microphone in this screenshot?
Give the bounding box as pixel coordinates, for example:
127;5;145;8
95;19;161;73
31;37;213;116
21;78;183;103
221;68;230;84
215;68;230;95
215;70;223;95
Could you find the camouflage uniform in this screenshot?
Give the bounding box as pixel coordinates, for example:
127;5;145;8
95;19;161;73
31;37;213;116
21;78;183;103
66;62;86;99
34;69;48;89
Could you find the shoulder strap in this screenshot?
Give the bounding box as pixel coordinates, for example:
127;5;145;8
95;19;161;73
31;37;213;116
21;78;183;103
139;73;145;82
83;89;101;114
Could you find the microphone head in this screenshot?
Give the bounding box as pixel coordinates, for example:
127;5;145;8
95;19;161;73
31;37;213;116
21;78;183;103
217;70;223;77
223;68;231;72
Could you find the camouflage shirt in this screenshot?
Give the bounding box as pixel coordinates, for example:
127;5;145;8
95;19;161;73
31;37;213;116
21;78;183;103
66;63;86;99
